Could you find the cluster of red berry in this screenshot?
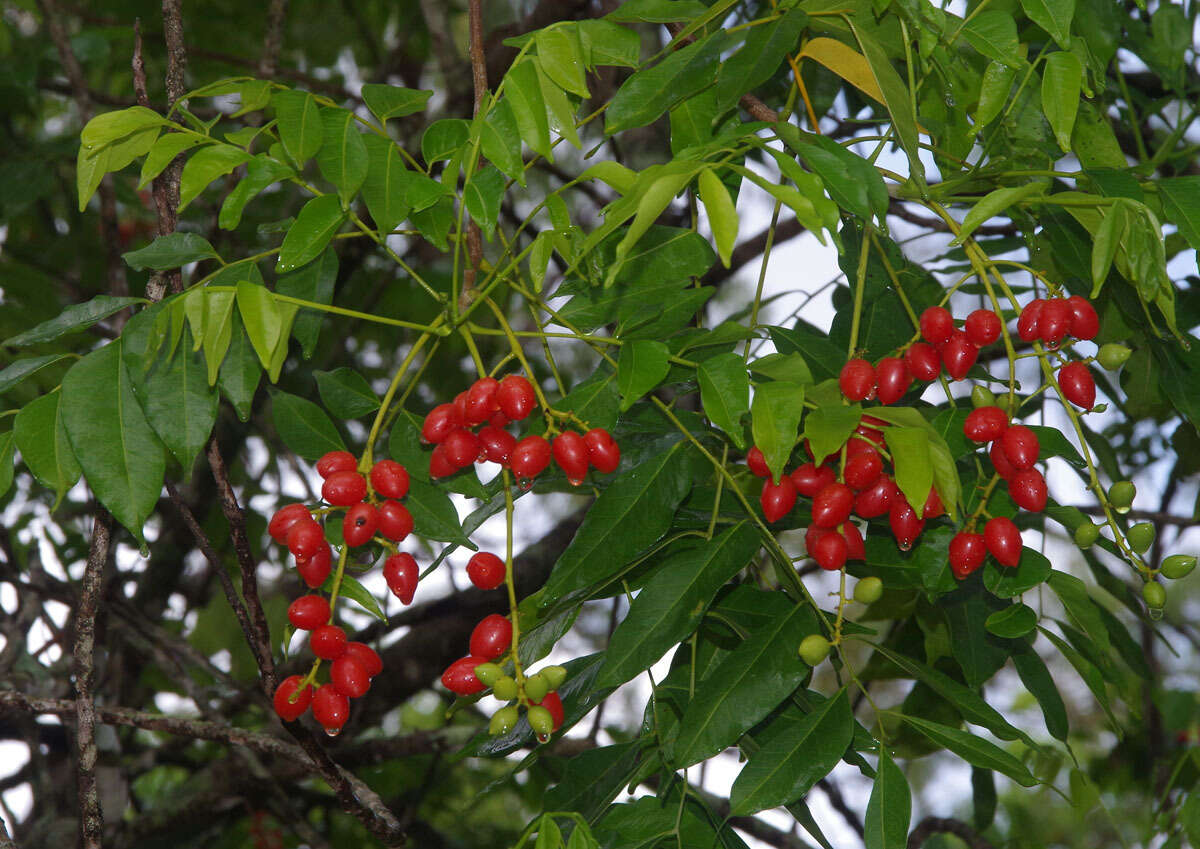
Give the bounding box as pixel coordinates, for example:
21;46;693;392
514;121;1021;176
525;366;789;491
749;416;945;571
421;374;620;486
267;451;414;732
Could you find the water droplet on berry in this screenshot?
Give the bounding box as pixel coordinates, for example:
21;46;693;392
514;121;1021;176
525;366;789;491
324;726;341;737
1148;606;1163;621
898;540;913;552
519;478;533;491
1114;504;1131;515
568;478;583;487
536;733;550;744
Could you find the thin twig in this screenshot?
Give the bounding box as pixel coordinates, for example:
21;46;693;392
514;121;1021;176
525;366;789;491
907;816;995;849
259;0;290;78
144;0;188;300
74;512;112;849
460;0;488;308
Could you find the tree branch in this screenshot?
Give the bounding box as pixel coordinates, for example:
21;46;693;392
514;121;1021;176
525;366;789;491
460;0;487;308
259;0;290;78
907;816;995;849
74;512;112;849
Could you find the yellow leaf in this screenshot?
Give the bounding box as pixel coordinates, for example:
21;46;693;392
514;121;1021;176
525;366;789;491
798;38;886;108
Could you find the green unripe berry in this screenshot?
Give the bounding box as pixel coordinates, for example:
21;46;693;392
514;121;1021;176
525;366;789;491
1142;581;1166;609
1074;522;1100;548
971;385;997;409
492;675;518;701
474;662;504;687
489;705;519;735
1097;343;1132;371
1108;481;1136;514
1126;521;1155;555
798;634;831;666
527;705;554;737
540;665;568;690
523;673;549;703
853;576;884;605
1160;554;1197;580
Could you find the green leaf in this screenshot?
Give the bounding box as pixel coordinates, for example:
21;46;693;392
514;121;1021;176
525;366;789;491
3;295;143;348
1042;52;1082;152
1157;176;1200;251
972;61;1016;134
405;478;474;547
314;367;380;419
606;0;708;23
887;426;933;514
235;281;285;368
1091;199;1126;293
124;232;219;271
218;154;295;230
360;84;432;123
802;403;860;468
750;353;814;387
597;523;759;688
985;603;1038;638
847;23;925;185
273;90;323;163
607;167;696;285
195;290;236;385
1011;642;1070;741
983;546;1053;597
360;135;412;235
505;59;553;161
962;11;1024;66
316;108;369;203
1039;625;1117;729
138;133;207;189
730;689;853;815
277;248;337;358
0;431;13;500
536;27;590;97
77;144;111;212
411;195;455;250
1046;570;1111;656
463;166;506;237
270;389;345;460
713;8;808;110
14;391;81;505
80;106;167;151
698;168;738;267
671;603;820;769
698;353;750;449
554;370;621;432
276;194;345;274
577;19;642;67
481;99;525;186
617;340;671;411
542;442;699;602
335;572;386;622
777;126;889;221
421;118;470;165
605;31;731;135
0;355;71;395
1022;0;1075;48
60;342;165;544
899;714;1036;786
864;747;910;849
543;742;641;824
752;381;806;482
217;315;262;422
953;183;1048;245
178;144;252;210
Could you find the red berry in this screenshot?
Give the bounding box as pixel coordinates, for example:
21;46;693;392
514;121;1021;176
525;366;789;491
1001;425;1039;470
989;439;1017;480
839;359;876;401
791;463;837;497
497;375;537;421
855;423;886;448
331;655;371;698
296;543;332;588
941;331;978;381
288;595;330;630
465;377;500;425
964;406;1009;442
811;529;849;571
842;521;865;561
273;675;313;722
369;460;410;499
1017;299;1045;342
889;499;925;550
761;476;798;523
377;500;413;542
453;390;470;423
949;532;987;579
812;483;854;528
478;425;517;465
269;503;312;542
920;306;954;346
583;428;620;474
469;614;513;660
905;342;941;382
316;450;357;479
553;431;590;484
287;519;326;559
489;410;510;428
854;475;899;518
534;691;564;731
875;357;912;405
312;684;350;732
510;435;552;480
984;516;1023;567
322;470;367;506
342;502;379;547
343;642;383;678
1038;299;1072;347
442;428;481;469
467;551;506;590
441;655;488;695
746;446;770;478
310;624;347;660
1010;469;1047;512
422;403;463;443
964;309;1002;347
1058;362;1096;409
429;443;457;478
383;552;418;605
844;449;883;491
1066;295;1099;341
922;487;945;520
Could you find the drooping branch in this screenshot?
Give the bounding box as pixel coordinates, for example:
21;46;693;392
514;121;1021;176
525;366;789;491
907;816;995;849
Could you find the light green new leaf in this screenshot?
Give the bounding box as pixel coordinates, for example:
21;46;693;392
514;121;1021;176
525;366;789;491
1090;198;1127;295
1042;52;1082;152
80;106;166;150
481;98;525;186
200;290;236;385
617;340;671;411
536;59;582;149
178;144;252;210
953;183;1048;245
316;108;369;203
219;154;295;230
273;90;323;163
235;281;284;368
61;342;166;544
864;748;911;849
802;403;860;469
504;59;553;161
608;166;696;286
698;352;750;448
276;194;345;273
752;382;806;482
14;391;81;506
536;27;590;97
698;168;738;267
138;133;207;189
886;426;933;514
